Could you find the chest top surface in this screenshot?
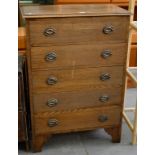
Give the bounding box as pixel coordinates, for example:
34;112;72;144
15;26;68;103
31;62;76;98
20;4;130;19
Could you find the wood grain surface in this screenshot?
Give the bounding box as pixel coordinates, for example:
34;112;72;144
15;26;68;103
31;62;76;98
29;16;129;46
31;43;127;70
33;87;122;113
20;4;130;18
32;66;124;93
34;106;121;134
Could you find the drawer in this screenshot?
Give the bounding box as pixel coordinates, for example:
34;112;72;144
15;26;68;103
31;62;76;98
34;106;121;134
32;66;124;93
33;88;122;113
31;43;127;70
29;16;129;46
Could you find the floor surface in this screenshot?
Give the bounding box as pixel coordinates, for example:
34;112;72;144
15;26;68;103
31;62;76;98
19;88;137;155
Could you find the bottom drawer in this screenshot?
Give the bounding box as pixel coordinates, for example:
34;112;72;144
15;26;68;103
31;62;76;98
34;106;121;134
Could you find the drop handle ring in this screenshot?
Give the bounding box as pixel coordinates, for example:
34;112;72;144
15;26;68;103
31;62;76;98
101;50;112;59
47;76;58;85
44;28;56;36
47;98;58;107
48;119;59;127
45;52;57;62
103;26;114;34
100;73;111;81
99;95;109;102
98;115;108;122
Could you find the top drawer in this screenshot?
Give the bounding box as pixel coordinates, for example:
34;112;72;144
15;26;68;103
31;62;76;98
29;16;129;46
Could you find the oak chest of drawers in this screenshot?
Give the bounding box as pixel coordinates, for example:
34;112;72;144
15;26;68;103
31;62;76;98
20;4;130;152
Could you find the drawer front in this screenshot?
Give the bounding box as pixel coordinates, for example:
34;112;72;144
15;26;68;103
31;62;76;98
32;66;124;93
33;88;122;113
34;106;121;134
29;16;129;46
31;43;127;70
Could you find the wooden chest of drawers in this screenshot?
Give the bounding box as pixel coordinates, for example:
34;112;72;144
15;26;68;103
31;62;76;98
20;4;130;152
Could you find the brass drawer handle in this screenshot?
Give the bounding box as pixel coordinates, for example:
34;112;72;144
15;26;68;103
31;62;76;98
45;52;57;62
101;50;112;59
99;95;109;103
103;26;114;34
47;98;58;107
48;119;59;127
98;115;108;122
44;28;56;36
100;73;111;81
47;76;58;85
